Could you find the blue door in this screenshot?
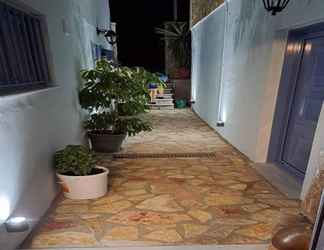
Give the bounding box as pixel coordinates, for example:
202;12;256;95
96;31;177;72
282;36;324;174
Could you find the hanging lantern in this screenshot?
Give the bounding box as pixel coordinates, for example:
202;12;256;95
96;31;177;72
263;0;291;15
97;28;117;45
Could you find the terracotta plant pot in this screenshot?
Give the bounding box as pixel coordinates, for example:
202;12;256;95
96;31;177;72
88;131;127;153
57;166;109;200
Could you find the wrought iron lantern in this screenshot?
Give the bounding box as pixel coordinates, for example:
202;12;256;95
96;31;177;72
262;0;291;15
97;28;117;45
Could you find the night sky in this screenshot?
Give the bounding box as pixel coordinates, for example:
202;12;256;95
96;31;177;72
110;0;189;73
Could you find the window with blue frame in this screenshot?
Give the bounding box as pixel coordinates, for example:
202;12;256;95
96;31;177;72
91;42;114;65
0;2;50;92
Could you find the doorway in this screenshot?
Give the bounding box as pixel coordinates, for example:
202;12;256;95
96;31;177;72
268;22;324;178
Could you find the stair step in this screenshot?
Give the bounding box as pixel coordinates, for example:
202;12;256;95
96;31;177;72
156;94;173;98
152;100;173;105
149;103;175;110
153;98;174;102
150;105;175;110
163;89;173;94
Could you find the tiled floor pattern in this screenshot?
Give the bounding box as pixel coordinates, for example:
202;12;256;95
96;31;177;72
119;109;230;154
24;109;306;249
26;154;306;248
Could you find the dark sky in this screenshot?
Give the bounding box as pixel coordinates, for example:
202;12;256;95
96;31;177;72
110;0;190;73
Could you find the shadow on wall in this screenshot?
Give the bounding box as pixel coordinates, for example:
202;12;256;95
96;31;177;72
233;0;273;52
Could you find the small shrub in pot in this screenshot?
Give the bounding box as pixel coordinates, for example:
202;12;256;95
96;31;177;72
54;145;109;200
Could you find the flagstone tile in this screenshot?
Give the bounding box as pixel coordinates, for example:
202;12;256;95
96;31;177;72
212;218;258;226
123;189;148;196
150;183;181;194
205;193;254;206
145;229;182;243
183;224;209;238
236;223;275;241
136;194;184;212
251;209;282;224
241;203;270;213
107;211;192;225
127;194;155;202
229;183;248;191
31;232;99;248
204;225;239;240
188;209;212;223
102;226;138;241
179;199;207;209
258;199;300;208
90;200;133;214
55;204;89;214
82;216;105;235
221;233;263;244
121;181;148;189
40;219;79;233
92;194;124;205
144;224;177;232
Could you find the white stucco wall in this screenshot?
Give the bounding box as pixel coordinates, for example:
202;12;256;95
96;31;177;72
191;0;324;197
0;1;110;249
191;5;225;129
192;0;324;161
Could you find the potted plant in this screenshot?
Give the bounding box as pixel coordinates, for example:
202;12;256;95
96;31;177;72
155;22;191;79
55;145;109;200
79;59;162;153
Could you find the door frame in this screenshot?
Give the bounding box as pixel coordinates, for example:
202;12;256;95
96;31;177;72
268;22;324;179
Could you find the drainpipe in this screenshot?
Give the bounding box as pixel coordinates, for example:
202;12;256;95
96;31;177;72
217;0;229;127
173;0;178;21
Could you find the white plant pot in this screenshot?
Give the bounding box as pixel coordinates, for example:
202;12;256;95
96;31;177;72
57;166;109;200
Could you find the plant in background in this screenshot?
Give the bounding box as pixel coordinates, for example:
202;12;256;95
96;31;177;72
54;145;96;176
155;22;191;69
79;59;163;138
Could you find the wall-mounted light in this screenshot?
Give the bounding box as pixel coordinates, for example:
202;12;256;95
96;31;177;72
5;217;29;233
262;0;291;15
217;120;225;127
97;27;117;45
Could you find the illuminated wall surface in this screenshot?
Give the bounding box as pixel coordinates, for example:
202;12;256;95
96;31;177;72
0;0;110;249
191;4;225;130
191;0;324;196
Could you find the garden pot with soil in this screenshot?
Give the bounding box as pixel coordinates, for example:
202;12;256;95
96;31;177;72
88;130;126;153
79;60;159;153
55;145;109;200
57;166;109;200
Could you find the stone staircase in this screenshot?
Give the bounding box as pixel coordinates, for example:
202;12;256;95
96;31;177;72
149;87;175;110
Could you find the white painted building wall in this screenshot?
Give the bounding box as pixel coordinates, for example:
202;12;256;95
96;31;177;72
0;0;110;249
191;0;324;198
191;5;225;129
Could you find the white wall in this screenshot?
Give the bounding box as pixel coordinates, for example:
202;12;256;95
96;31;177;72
191;0;324;161
0;1;110;249
191;0;324;198
191;5;225;129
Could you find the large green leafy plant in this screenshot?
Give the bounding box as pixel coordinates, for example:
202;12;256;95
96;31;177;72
79;60;162;136
54;145;96;176
155;22;191;69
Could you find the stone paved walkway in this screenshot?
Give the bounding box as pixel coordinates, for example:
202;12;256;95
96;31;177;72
25;110;307;249
120;109;230;154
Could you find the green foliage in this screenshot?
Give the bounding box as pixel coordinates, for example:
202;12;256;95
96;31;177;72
79;60;162;136
155;22;191;68
54;145;96;176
